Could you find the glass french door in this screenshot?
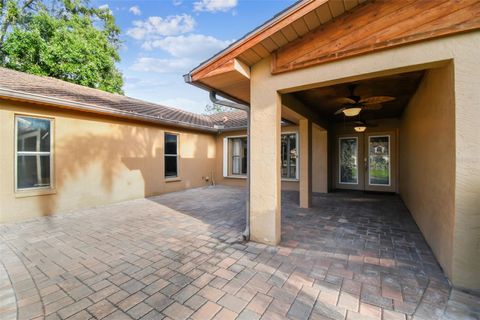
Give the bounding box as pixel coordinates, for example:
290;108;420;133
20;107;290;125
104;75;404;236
336;132;396;192
339;137;359;185
336;135;364;190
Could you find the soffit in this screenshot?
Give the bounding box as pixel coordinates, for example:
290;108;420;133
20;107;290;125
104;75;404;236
191;0;364;83
291;70;425;122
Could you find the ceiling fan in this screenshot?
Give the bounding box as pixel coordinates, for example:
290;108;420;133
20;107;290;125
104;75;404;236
334;84;395;117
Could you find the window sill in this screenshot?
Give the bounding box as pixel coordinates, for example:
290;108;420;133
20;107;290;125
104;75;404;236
165;177;181;183
15;188;56;198
224;176;299;182
225;175;247;179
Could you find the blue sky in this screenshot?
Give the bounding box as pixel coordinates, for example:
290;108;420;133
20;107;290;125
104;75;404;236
92;0;296;114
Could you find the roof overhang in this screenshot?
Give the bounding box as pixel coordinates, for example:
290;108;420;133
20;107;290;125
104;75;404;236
0;87;218;132
184;0;363;103
185;0;480;104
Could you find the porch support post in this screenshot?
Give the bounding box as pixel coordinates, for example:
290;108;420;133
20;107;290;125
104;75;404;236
299;118;312;208
249;88;282;245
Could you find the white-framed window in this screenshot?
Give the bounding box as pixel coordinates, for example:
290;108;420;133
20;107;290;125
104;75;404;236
15;115;53;191
223;133;299;179
225;136;247;176
281;133;298;179
164;133;178;178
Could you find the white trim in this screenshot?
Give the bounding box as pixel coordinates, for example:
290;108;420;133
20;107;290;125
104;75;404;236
223;137;228;177
338;136;359;185
164;132;179;178
281;132;299;180
188;0;314;75
14;115;54;192
223;135;247;177
295;132;299;180
367;134;392;187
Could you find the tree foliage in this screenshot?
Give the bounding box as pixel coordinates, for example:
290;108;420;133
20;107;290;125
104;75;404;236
203;103;234;115
0;0;123;93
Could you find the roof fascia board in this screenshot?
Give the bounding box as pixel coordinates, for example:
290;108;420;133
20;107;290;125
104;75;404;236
188;0;327;81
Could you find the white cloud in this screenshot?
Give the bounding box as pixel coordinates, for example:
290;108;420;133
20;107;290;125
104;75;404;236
141;34;233;59
158;97;204;113
130;57;195;74
172;0;182;6
126;14;196;40
123;77;169;90
98;4;112;14
193;0;237;13
129;6;141;16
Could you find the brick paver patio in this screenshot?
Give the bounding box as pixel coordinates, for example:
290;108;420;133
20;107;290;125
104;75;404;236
1;186;479;320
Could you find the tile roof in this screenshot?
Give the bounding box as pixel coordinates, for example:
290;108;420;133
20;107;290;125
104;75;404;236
0;67;247;131
209;110;248;129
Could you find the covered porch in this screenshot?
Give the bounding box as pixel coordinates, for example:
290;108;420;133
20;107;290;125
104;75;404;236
185;0;480;292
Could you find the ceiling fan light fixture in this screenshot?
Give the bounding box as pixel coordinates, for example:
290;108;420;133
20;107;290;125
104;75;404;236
343;107;362;117
354;126;367;132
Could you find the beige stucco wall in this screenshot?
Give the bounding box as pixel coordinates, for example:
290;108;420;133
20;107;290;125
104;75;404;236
248;31;480;290
312;124;328;194
0;100;216;223
399;65;455;280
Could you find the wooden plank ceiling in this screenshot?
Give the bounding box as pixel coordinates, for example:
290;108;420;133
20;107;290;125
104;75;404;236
291;70;425;122
273;0;480;73
195;0;364;102
226;0;367;68
192;0;479;104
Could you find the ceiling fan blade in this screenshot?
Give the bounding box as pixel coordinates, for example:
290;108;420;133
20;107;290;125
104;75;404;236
360;96;395;104
363;103;383;110
335;97;356;104
347;121;379;127
334;107;346;115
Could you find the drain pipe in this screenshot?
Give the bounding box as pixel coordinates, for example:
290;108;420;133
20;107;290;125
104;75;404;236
209;91;251;241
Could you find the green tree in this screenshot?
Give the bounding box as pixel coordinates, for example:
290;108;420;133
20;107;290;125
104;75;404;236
0;0;123;94
203;103;234;115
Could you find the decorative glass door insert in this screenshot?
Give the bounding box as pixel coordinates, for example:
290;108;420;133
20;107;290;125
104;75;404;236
368;135;390;186
339;137;358;184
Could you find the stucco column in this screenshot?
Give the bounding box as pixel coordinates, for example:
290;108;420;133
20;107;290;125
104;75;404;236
452;47;480;291
299;119;312;208
249;85;282;245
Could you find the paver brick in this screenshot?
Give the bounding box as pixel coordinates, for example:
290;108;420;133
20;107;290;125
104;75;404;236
246;292;273;315
87;299;117;319
191;301;222;320
199;285;225;302
218;293;248;313
162;302;193;320
57;298;92;319
212;307;237;320
118;291;148;311
127;302;153;319
1;187;478;320
145;292;174;312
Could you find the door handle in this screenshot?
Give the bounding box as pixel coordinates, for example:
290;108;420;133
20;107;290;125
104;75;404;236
364;158;368;171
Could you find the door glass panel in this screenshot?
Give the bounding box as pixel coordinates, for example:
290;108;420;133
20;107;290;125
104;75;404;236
369;136;390;185
339;137;358;184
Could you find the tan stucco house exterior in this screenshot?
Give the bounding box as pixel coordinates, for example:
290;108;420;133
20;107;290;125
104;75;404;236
0;0;479;293
184;0;480;292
